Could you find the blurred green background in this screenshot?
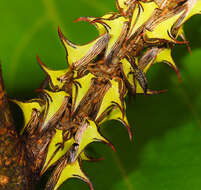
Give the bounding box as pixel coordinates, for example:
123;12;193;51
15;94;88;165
1;0;201;190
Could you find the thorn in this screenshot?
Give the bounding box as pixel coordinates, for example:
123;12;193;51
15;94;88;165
167;30;187;44
58;26;76;48
36;54;50;73
104;140;116;152
167;63;181;83
86;179;94;190
91;157;105;162
74;17;90;23
163;60;181;82
82;152;105;162
186;42;192;56
35;88;44;94
126;124;133;141
58;26;65;41
147;89;168;95
173;65;182;83
119;119;133;141
36;54;42;65
91;19;111;30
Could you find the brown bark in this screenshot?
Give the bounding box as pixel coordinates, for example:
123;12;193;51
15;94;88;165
0;65;34;190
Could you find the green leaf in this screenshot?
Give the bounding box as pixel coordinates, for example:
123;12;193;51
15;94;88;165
1;1;201;190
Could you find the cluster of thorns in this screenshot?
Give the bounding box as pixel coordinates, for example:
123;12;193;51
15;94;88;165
11;0;200;189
